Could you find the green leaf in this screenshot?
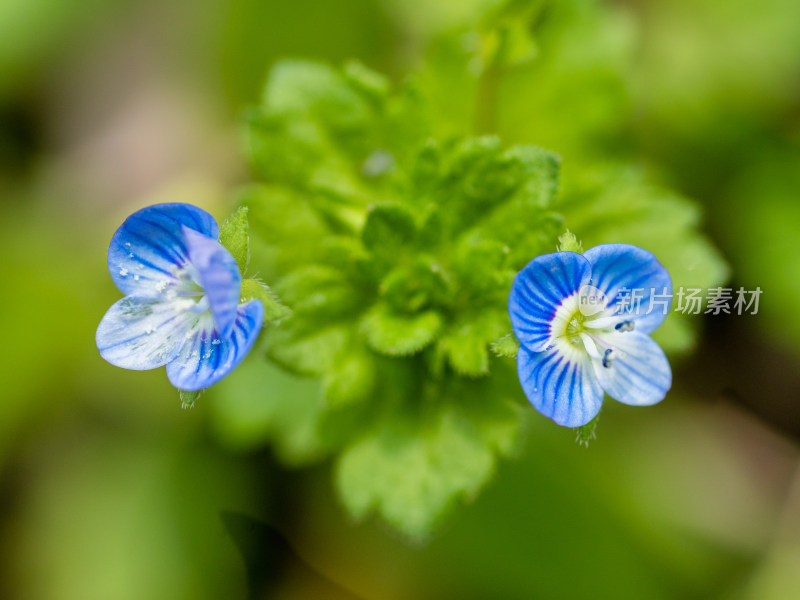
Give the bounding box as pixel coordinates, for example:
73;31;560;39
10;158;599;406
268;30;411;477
246;59;384;196
438;310;509;377
334;373;523;540
262;59;371;131
479;0;545;69
409;139;443;194
474;145;563;267
275;265;361;322
361;202;417;252
241;185;332;274
441;332;491;377
335;407;496;540
361;303;443;356
408;139;562;270
380;256;451;313
452;233;512;297
240;279;291;322
490;333;520;358
343;60;390;103
265;266;364;376
218;206;250;274
504;145;561;207
437;136;517;233
322;345;376;408
266;324;350;377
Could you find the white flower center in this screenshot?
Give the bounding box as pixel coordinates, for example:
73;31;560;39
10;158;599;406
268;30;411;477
154;264;210;316
548;291;635;369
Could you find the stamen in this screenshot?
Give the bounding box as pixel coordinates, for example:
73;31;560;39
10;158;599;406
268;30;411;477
583;316;621;329
587;332;612;350
602;349;615;368
580;333;602;360
615;320;635;332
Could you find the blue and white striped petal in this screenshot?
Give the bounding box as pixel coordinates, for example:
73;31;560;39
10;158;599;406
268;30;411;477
182;226;241;339
509;251;592;352
166;300;264;391
108;203;219;296
593;331;671;406
96;296;200;370
517;344;604;427
584;243;672;334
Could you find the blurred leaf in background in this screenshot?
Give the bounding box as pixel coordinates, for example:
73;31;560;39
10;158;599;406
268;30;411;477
0;0;123;99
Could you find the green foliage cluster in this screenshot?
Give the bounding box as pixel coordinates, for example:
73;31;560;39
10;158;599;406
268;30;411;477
212;1;729;538
235;59;562;537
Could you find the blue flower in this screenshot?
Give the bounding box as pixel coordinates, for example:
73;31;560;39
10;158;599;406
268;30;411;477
96;203;264;391
508;243;672;427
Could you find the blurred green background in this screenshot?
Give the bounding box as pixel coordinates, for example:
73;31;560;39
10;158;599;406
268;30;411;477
2;0;800;598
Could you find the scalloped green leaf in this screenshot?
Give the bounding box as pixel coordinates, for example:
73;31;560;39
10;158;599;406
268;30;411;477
275;265;361;322
335;384;522;540
380;257;451;313
266;324;350;377
336;408;495;540
322;344;377;408
240;184;331;274
452;233;512;297
361;303;443;356
362;202;417;252
438;310;509;377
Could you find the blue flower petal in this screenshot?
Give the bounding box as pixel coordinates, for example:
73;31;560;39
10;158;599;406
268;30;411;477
517;344;604;427
96;296;199;370
594;331;671;406
108;203;219;296
509;251;591;352
182;226;241;339
166;300;264;391
583;243;672;334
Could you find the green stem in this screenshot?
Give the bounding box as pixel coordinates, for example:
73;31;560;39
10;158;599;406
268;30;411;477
474;61;502;134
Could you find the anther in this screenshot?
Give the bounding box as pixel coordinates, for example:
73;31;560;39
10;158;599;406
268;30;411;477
602;348;615;368
615;320;635;332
